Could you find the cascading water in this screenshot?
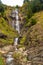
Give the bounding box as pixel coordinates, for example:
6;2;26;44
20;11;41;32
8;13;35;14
14;9;20;50
6;52;14;65
6;9;20;65
12;20;14;29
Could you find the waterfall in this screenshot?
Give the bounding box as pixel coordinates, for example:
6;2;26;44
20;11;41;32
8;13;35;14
12;20;14;29
14;9;20;50
6;9;20;65
15;9;20;34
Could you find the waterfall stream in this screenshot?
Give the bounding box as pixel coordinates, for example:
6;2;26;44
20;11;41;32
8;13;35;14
12;20;14;29
14;9;20;50
6;9;20;65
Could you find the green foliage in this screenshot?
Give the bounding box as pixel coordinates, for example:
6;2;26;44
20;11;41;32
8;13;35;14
18;45;25;49
13;52;22;59
31;0;41;13
23;0;29;3
20;11;43;48
0;17;18;46
23;2;32;18
0;54;5;65
15;5;19;9
13;51;27;62
31;18;37;25
20;35;26;45
0;1;5;16
24;0;43;13
0;3;18;46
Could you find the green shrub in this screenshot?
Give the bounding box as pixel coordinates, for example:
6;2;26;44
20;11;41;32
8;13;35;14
31;18;37;25
0;54;5;65
0;17;18;46
13;52;22;60
20;35;26;45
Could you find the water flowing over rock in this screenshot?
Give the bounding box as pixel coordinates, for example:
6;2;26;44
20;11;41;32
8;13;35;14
14;9;20;50
6;9;20;65
6;52;14;65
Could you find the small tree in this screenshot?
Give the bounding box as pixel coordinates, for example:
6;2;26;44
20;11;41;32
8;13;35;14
15;5;19;9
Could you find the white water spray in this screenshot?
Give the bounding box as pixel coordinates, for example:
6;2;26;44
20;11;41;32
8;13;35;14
14;9;20;50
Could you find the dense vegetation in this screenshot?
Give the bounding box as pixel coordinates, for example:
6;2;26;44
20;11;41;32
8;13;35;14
20;0;43;20
0;1;18;46
0;1;18;64
16;1;43;64
19;0;43;48
20;11;43;47
0;0;43;65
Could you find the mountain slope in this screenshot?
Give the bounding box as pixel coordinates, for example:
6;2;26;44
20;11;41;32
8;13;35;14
20;11;43;47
